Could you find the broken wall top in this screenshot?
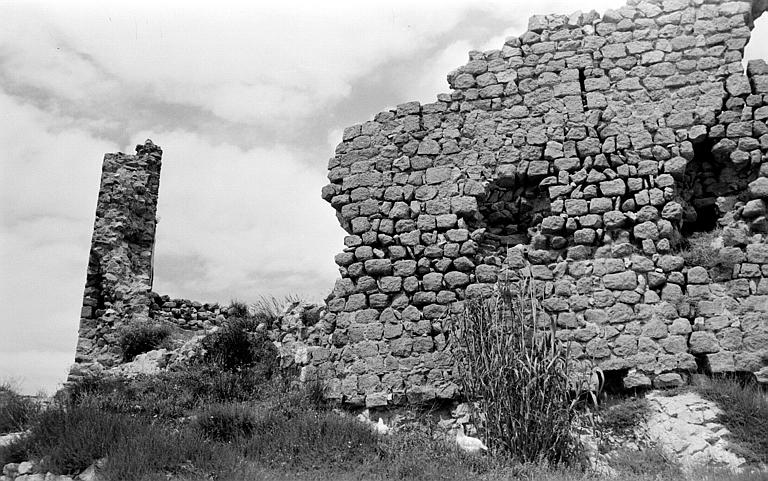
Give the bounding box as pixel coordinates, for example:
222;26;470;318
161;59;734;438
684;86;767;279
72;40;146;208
319;0;768;407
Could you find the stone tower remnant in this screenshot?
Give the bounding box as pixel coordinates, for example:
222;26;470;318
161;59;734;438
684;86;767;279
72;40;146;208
317;0;768;407
70;140;163;380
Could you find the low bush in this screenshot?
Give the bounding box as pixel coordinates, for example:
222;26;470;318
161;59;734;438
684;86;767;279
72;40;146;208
200;318;278;375
695;376;768;465
0;383;39;434
117;322;172;361
451;275;581;465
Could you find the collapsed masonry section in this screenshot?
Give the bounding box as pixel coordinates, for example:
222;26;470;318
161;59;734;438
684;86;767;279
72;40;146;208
319;0;768;407
70;140;163;380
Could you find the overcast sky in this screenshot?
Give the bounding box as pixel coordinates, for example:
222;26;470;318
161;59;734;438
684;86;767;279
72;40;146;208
1;1;766;395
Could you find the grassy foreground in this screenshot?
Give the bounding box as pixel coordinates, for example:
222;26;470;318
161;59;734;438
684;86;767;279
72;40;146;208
3;373;767;480
1;303;767;481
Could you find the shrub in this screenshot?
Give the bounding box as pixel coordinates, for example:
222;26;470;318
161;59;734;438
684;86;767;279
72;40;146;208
695;376;768;465
193;404;257;442
0;383;39;434
228;300;251;318
118;322;172;361
451;274;581;464
200;318;278;375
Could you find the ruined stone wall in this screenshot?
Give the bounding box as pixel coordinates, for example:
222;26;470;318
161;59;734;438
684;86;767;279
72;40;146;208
71;140;163;379
318;0;768;407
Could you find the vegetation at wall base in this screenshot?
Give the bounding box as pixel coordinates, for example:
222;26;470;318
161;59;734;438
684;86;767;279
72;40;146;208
695;375;768;465
451;275;582;465
117;321;172;361
3;309;767;480
200;317;278;375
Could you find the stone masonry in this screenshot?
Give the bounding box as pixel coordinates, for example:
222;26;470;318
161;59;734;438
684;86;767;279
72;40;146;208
70;140;163;380
69;0;768;408
317;0;768;407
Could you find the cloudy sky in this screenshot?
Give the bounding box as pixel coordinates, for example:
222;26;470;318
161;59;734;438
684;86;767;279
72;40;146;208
1;1;767;394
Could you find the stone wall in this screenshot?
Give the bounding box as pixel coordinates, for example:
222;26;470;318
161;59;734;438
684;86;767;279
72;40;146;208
71;140;163;379
318;0;768;407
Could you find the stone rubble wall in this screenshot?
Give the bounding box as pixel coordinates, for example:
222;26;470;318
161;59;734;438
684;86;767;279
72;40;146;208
148;293;229;330
318;0;768;407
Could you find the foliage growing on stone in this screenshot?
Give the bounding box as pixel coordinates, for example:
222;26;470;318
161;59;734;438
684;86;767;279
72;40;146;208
451;275;581;464
199;318;278;375
228;299;251;318
251;294;298;329
676;229;722;268
117;321;172;361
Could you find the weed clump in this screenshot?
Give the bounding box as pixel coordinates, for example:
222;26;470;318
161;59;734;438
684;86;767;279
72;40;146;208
676;229;721;268
451;274;581;465
117;322;172;361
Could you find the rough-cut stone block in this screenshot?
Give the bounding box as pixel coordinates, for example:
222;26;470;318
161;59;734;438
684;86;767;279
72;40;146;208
689;332;720;354
603;271;638;290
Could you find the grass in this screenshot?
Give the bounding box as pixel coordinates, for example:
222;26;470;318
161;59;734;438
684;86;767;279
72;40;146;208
598;396;649;437
2;375;767;481
0;383;40;434
451;275;583;465
695;376;768;465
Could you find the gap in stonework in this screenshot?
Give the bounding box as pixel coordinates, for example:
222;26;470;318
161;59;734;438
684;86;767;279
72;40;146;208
743;12;768;72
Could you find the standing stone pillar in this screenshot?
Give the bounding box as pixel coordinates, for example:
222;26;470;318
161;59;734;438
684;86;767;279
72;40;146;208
70;140;162;380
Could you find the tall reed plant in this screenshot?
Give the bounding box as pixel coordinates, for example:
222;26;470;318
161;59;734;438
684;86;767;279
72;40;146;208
451;274;581;464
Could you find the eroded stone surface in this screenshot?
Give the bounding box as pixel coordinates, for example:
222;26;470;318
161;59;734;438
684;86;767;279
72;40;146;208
645;391;747;471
